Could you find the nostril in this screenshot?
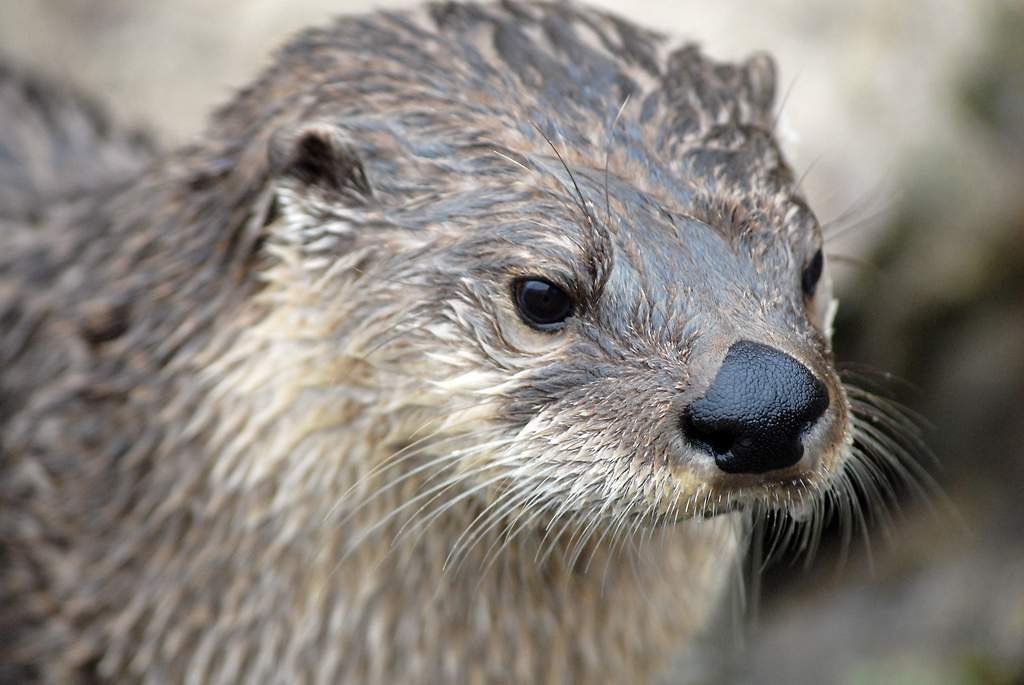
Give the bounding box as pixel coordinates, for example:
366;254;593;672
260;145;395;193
681;409;735;457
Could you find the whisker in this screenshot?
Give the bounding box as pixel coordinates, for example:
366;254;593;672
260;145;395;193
461;478;546;577
394;453;535;549
795;153;822;191
771;69;803;134
444;471;546;573
325;423;505;522
822;176;896;245
531;121;599;228
336;442;519;558
331;432;512;528
824;252;878;273
471;469;570;579
604;93;631;229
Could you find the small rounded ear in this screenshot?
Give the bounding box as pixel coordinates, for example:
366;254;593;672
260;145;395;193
268;122;372;199
741;53;777;126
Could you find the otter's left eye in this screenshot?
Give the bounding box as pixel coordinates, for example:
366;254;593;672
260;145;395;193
513;278;574;331
801;248;824;297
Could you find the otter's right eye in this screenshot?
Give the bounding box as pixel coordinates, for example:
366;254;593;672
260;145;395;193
802;248;824;298
513;278;574;331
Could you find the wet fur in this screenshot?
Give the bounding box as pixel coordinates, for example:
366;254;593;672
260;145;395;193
0;2;906;682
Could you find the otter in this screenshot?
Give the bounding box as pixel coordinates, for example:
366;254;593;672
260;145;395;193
0;1;881;682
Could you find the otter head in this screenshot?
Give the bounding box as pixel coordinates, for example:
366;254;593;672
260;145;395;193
245;9;854;558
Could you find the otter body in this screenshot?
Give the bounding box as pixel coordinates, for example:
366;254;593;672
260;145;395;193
1;2;855;682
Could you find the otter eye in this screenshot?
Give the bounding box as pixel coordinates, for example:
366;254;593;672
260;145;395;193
801;248;824;297
513;278;574;331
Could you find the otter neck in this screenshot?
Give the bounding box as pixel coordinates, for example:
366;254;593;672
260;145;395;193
102;452;741;682
72;261;742;682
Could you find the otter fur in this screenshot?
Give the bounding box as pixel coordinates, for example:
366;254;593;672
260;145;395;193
0;2;874;682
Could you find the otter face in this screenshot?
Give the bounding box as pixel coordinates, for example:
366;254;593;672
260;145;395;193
435;160;849;527
257;13;861;556
266;120;850;544
503;198;840;492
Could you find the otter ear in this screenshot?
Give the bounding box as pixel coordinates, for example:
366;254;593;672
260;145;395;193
268;122;372;200
741;53;777;126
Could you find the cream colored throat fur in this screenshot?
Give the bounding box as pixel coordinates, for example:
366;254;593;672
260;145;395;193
121;246;746;684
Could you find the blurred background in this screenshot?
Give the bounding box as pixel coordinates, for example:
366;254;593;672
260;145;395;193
2;1;1022;682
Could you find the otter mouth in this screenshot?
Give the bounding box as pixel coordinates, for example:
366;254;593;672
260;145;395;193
706;469;825;503
701;476;823;519
655;438;850;525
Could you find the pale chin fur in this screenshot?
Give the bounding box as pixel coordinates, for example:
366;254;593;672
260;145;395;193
179;236;749;682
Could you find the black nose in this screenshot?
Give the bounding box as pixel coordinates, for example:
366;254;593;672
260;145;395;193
681;340;829;474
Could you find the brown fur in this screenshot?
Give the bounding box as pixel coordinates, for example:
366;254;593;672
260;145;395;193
0;2;863;682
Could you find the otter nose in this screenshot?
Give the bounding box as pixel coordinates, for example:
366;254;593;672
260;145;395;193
681;340;829;474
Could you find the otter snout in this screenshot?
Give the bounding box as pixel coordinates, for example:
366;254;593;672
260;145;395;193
681;340;829;474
